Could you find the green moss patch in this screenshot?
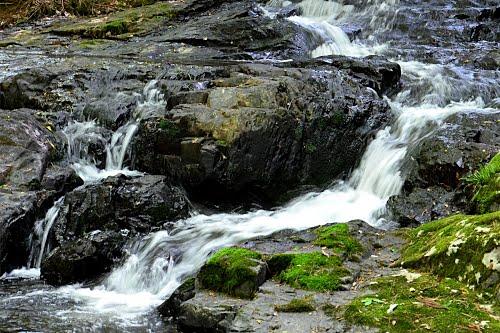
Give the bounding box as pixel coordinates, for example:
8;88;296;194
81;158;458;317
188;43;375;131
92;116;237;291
313;223;363;257
197;247;264;299
344;273;500;333
269;252;349;292
50;2;177;39
274;296;316;313
158;119;181;138
400;212;500;298
467;153;500;214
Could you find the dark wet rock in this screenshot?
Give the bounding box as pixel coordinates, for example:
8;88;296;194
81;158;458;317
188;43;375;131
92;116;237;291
52;175;189;245
41;230;127;285
134;61;395;204
158;278;196;319
81;93;140;130
387;187;463;227
41;174;190;285
0;108;66;274
389;111;500;226
0;108;62;190
380;1;500;68
156;1;319;58
177;294;242;333
0;70;57;110
40;165;83;195
296;55;402;96
0;192;39;274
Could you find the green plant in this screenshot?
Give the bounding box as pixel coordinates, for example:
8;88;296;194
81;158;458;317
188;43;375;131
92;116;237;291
466;153;500;186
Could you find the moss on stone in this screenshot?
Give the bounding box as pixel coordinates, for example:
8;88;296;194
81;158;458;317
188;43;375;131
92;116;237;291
400;212;500;298
343;273;500;332
468;153;500;214
269;252;349;292
158;119;180;138
313;223;363;257
274;296;316;313
49;2;177;39
197;247;263;299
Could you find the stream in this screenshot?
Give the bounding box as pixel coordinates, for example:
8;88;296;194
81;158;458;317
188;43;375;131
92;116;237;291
1;0;498;332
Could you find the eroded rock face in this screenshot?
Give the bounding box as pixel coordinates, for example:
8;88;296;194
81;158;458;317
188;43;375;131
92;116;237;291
134;59;399;204
389;111;500;226
0;108;64;274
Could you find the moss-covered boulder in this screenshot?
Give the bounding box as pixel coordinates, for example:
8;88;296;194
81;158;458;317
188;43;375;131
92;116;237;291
343;273;500;333
197;247;267;299
400;212;500;299
468;153;500;214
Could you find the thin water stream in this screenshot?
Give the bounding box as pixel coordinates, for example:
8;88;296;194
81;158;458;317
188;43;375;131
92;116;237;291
1;0;498;330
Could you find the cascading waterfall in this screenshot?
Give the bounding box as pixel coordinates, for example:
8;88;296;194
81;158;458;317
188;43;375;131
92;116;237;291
28;197;65;270
1;81;165;281
3;0;498;328
64;80;164;183
56;0;498;319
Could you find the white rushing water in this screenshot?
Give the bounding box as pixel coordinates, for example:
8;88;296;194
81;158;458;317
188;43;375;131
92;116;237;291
1;81;166;281
3;0;497;326
64;80;164;183
52;0;498;320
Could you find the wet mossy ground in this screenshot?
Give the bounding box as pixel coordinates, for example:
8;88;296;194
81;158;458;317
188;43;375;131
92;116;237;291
343;273;500;333
313;223;363;257
49;2;178;39
269;252;349;292
400;212;500;298
274;296;316;313
197;247;263;299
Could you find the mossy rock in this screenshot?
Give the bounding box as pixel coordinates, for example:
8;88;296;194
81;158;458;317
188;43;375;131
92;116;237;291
268;252;350;292
468;153;500;214
343;273;500;333
274;296;315;313
50;2;177;39
400;212;500;298
197;247;266;299
313;223;363;257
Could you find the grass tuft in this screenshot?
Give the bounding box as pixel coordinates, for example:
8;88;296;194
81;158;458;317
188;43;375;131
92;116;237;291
274;296;316;313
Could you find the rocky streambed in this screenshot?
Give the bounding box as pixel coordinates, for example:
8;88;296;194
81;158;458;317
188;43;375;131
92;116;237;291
0;0;499;332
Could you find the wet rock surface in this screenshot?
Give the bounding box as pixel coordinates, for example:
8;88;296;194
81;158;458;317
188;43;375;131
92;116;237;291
41;175;190;285
0;108;65;274
389;111;500;226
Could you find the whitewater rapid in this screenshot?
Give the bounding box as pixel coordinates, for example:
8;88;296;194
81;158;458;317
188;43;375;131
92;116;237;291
2;0;498;327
